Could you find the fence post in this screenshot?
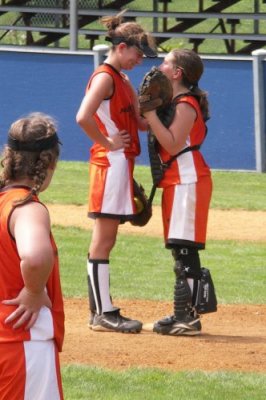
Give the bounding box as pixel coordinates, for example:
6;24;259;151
70;0;78;51
252;49;266;172
93;44;110;70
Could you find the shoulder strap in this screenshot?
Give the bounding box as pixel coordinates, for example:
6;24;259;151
173;92;199;103
148;144;201;205
163;144;201;169
148;93;205;205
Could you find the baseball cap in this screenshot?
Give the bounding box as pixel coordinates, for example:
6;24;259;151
105;35;157;58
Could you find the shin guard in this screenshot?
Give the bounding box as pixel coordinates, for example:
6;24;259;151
172;247;217;314
173;259;192;320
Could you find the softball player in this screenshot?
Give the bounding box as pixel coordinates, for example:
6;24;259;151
143;49;217;336
0;113;64;399
76;11;156;333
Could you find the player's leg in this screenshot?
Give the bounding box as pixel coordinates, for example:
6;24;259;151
86;156;142;333
153;181;216;336
88;218;142;333
153;246;202;336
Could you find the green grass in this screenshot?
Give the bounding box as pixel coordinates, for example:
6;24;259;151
54;226;266;304
40;161;266;211
40;161;89;205
62;366;266;400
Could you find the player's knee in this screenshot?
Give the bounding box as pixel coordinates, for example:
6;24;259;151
172;246;201;279
90;236;116;257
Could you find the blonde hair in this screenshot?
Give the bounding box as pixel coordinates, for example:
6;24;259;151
0;112;60;204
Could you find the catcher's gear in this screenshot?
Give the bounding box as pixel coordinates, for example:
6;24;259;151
156;103;176;128
138;66;174;117
148;132;165;186
131;179;152;227
172;247;217;315
173;259;193;320
194;268;217;314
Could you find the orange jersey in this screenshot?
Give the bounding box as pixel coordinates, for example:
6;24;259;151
86;63;140;165
159;95;211;187
0;186;64;351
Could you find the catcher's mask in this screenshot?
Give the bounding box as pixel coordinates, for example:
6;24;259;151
105;35;157;58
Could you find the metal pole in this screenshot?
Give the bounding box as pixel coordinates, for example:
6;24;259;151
70;0;78;51
93;44;110;70
252;49;266;172
153;0;158;33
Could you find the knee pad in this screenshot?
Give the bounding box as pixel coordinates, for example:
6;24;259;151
172;247;201;279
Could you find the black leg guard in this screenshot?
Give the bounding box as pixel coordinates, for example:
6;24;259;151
173;258;193;320
172;247;217;315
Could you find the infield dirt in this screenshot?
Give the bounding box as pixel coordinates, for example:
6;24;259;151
48;204;266;373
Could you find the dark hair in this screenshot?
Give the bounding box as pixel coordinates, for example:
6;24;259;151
172;49;210;121
0;112;60;204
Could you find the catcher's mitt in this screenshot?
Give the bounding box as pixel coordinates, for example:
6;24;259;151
139;66;173;113
130;179;152;227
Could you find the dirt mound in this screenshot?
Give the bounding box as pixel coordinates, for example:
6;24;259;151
61;299;266;373
50;204;266;372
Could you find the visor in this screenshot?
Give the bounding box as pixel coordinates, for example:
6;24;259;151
105;36;157;58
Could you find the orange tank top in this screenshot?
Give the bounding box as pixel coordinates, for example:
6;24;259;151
0;186;64;351
159;95;211;187
86;63;140;165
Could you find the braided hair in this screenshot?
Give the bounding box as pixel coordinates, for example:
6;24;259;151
0;112;60;205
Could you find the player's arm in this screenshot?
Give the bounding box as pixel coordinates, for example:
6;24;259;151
143;102;196;155
76;73;131;150
3;202;53;330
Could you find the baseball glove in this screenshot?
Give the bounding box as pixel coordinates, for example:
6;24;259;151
138;66;175;127
138;66;173;113
130;179;152;227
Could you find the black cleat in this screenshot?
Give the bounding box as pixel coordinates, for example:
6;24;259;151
92;309;142;333
153;315;201;336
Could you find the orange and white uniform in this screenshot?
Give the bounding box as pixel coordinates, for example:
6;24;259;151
0;186;64;400
87;63;140;221
158;95;212;249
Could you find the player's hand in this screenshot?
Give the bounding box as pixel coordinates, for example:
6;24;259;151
2;287;52;330
107;129;131;151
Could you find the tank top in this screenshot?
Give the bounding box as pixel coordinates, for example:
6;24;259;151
0;186;64;351
86;63;140;166
159;95;211;187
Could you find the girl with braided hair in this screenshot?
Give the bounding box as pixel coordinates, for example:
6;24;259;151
143;49;217;336
76;11;156;333
0;113;64;399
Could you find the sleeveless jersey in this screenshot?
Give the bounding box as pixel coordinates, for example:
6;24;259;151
0;186;64;351
86;63;140;166
158;95;211;187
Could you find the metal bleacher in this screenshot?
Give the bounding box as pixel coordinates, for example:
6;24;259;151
0;0;266;54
